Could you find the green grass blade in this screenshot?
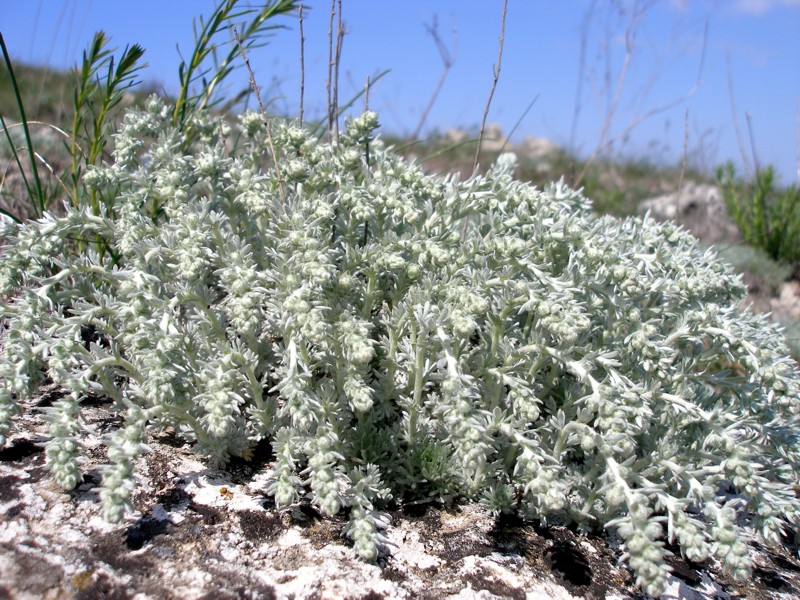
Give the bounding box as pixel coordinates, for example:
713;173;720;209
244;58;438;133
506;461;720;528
0;204;22;223
0;112;35;219
0;33;45;217
175;0;298;133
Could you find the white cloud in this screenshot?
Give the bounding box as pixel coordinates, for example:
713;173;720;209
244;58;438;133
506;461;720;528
732;0;800;15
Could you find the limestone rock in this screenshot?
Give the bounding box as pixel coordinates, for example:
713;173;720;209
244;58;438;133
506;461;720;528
2;396;799;599
639;183;741;245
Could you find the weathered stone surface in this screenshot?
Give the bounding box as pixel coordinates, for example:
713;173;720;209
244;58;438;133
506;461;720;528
639;183;741;245
444;124;560;161
2;396;800;599
771;281;800;323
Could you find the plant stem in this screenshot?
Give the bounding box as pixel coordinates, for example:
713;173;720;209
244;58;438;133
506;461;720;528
409;317;426;444
233;26;285;204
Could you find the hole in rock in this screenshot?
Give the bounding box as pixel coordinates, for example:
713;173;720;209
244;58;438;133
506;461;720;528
400;501;436;518
772;553;800;573
298;502;324;522
0;439;42;462
125;516;170;551
155;486;190;511
489;514;531;556
755;567;794;593
666;557;703;587
226;438;274;480
0;475;23;503
75;472;101;492
544;541;593;587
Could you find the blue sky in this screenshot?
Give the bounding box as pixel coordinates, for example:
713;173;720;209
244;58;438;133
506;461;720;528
2;0;798;183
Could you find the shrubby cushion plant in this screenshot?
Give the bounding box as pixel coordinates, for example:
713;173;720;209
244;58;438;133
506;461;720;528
1;96;799;595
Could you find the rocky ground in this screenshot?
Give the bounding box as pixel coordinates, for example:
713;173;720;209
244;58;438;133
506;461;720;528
2;385;800;599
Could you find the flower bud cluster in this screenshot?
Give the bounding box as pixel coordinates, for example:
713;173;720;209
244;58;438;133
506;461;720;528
669;508;709;563
225;163;271;215
172;207;214;282
113;96;169;167
347;505;380;560
0;217;63;295
282;285;328;346
100;404;149;523
615;495;671;597
0;298;48;440
217;245;266;340
525;291;591;346
43;392;83;490
197;357;245;440
707;503;753;581
265;428;302;507
439;372;491;492
304;431;344;516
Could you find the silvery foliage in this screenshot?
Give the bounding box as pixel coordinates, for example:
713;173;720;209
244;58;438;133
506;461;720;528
1;96;799;595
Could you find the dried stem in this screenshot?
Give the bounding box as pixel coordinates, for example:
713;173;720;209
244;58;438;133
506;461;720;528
568;0;597;155
676;108;689;208
745;111;761;174
727;53;753;179
298;2;305;127
412;15;457;140
499;94;539;155
795;99;799;184
473;0;508;173
233;26;285;204
610;20;708;160
333;0;344;142
574;1;650;187
326;0;336;136
363;74;372;247
463;0;507;243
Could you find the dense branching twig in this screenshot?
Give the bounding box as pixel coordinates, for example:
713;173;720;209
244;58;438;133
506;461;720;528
573;1;649;187
465;0;507;242
412;15;457;140
233;26;285;204
333;0;344;142
609;21;708;161
568;0;597;155
298;2;305;126
726;53;753;179
571;1;707;188
473;0;508;174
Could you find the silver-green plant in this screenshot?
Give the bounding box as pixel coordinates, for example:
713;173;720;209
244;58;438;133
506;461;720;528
1;97;800;596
